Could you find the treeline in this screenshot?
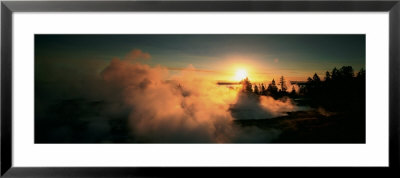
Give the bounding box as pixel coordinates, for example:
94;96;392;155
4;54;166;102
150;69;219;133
240;75;295;99
240;66;365;112
301;66;365;112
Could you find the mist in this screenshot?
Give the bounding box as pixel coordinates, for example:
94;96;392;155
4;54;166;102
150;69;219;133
95;50;299;142
36;49;301;143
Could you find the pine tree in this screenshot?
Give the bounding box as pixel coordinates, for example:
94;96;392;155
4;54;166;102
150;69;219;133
357;68;365;79
325;71;331;81
254;84;259;94
307;77;313;83
331;67;339;80
313;73;321;82
290;86;296;95
261;83;266;95
267;79;278;95
279;76;287;92
340;66;354;79
241;77;253;93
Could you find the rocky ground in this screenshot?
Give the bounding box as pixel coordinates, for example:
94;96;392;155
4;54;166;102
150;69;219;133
234;109;366;143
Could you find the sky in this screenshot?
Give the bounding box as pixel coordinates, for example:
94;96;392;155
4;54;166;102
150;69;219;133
35;34;365;83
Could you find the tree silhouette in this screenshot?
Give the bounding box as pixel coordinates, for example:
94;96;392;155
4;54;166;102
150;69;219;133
307;77;313;83
261;83;266;95
340;66;354;79
300;66;365;113
240;77;253;93
313;73;321;82
331;67;339;80
357;68;365;79
267;79;278;96
254;84;259;94
290;86;296;97
325;71;331;81
279;76;287;92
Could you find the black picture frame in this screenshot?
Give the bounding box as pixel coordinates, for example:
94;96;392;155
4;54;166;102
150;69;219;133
1;0;399;177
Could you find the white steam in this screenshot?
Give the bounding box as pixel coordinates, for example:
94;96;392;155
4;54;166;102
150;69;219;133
98;50;300;143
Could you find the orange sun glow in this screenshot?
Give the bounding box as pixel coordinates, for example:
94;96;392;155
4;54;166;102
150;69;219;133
234;69;248;81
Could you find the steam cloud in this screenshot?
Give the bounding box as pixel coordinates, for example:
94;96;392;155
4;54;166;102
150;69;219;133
37;49;300;143
97;50;299;143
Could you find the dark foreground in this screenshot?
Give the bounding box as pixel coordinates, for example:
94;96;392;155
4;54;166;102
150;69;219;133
234;109;365;143
35;98;365;143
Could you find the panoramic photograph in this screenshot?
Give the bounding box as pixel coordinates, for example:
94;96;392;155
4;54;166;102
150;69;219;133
35;34;365;143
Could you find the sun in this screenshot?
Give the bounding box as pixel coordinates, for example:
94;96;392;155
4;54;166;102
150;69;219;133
234;69;248;81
